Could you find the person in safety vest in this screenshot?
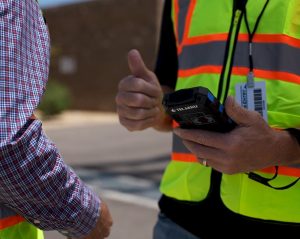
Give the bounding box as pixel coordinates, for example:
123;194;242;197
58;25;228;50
0;1;112;239
116;0;300;238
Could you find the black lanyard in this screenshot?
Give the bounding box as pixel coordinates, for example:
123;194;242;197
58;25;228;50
244;0;269;87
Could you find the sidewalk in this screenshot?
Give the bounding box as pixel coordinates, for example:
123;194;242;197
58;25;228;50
41;110;171;239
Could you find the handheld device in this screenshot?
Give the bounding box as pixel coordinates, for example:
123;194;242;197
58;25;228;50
162;86;236;132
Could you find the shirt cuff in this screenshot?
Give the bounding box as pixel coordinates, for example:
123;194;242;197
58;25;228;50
28;184;101;238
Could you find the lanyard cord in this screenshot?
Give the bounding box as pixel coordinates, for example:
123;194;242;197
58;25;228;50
247;167;300;190
244;0;269;75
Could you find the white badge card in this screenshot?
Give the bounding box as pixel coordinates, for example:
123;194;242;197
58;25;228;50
235;81;268;122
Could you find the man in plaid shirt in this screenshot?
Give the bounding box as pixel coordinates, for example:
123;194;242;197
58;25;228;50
0;1;113;238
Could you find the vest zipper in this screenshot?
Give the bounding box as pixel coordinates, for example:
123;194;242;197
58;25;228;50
209;7;244;202
217;8;243;103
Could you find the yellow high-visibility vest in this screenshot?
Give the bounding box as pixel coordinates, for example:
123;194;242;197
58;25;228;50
0;205;43;239
160;0;300;223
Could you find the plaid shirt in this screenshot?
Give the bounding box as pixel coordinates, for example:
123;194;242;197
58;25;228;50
0;1;100;238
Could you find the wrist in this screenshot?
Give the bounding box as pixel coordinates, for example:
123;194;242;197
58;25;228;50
153;86;173;132
275;129;300;166
153;109;173;132
285;128;300;145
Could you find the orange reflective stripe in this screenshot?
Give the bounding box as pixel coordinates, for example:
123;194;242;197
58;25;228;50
185;34;229;45
0;215;25;230
172;120;179;128
172;154;300;177
182;0;196;45
176;0;196;54
178;65;222;77
260;166;300;178
173;0;179;45
252;34;300;49
172;152;198;163
232;67;300;85
178;65;300;85
183;33;300;48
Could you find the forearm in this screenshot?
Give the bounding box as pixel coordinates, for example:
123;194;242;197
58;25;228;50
0;119;100;238
275;129;300;166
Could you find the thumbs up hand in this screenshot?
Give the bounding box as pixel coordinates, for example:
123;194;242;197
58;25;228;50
116;49;172;131
173;96;298;174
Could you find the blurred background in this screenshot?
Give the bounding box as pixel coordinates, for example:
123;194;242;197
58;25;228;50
37;0;172;238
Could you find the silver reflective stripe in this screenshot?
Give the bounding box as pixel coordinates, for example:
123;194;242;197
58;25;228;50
177;0;190;44
291;164;300;169
235;42;300;76
0;205;18;219
179;42;226;69
179;42;300;77
172;134;191;153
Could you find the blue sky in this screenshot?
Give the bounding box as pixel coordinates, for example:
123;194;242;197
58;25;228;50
39;0;88;8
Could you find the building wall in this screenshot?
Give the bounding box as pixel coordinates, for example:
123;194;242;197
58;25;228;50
44;0;163;111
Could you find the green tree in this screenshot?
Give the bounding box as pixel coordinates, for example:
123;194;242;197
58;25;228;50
38;80;72;118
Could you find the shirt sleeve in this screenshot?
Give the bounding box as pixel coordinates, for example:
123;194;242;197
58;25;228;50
154;0;178;89
0;1;100;238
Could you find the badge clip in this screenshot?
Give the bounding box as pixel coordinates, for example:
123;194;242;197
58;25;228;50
247;71;255;88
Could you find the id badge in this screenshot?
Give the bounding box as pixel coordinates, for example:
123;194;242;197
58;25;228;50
235;81;268;122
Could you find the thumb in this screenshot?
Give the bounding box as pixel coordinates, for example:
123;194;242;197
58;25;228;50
225;96;256;126
128;49;153;82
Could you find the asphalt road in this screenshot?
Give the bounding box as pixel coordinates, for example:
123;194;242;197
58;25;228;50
40;111;172;239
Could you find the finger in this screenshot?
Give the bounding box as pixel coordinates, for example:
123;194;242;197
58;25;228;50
174;128;228;149
101;226;111;238
98;202;113;238
118;75;162;98
116;91;157;108
96;227;109;239
127;49;157;83
182;140;225;163
117;105;160;120
225;96;260;126
119;116;157;131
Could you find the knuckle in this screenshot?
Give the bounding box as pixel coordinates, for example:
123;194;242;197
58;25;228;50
115;94;122;105
251;111;261;121
135;108;147;118
116;106;126;117
118;77;128;90
135;94;147;106
151;97;159;107
151;85;162;97
134;79;145;91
